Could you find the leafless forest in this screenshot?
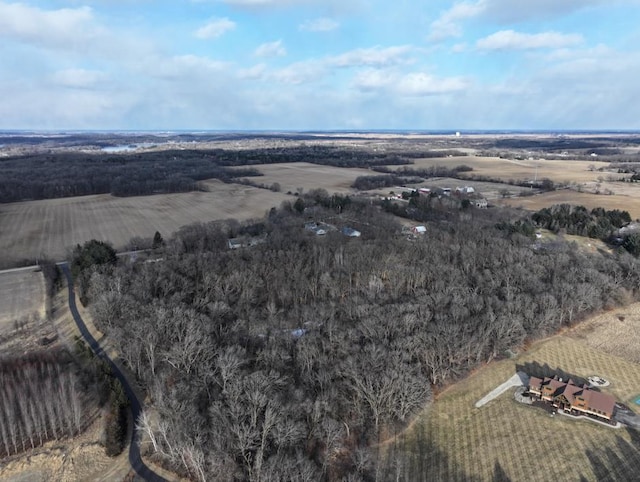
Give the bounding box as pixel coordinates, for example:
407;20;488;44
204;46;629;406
0;352;88;457
79;191;640;481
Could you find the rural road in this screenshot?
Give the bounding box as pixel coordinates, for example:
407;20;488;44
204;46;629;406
60;263;168;482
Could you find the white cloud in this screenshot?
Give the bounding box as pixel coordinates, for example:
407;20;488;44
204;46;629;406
480;0;632;23
253;45;415;86
147;54;230;80
476;30;584;50
397;72;469;96
195;17;236;39
50;68;107;89
220;0;358;7
299;17;339;32
272;60;325;84
352;69;469;96
426;0;637;42
254;40;287;57
329;45;413;68
0;2;101;48
238;63;268;80
428;2;484;42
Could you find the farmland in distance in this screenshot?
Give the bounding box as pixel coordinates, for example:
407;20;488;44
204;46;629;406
0;181;289;267
227;162;373;194
399;156;620;184
0;269;45;327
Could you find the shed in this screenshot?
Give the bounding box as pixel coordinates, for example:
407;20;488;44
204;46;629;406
341;227;361;237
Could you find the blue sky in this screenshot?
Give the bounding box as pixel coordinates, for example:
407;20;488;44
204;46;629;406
1;0;639;130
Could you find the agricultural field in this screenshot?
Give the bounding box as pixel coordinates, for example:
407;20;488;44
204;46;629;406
228;162;373;194
394;156;622;184
405;177;533;199
500;190;640;220
0;268;45;326
394;309;640;481
0;182;289;267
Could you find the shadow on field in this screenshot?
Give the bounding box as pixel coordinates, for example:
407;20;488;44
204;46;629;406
380;419;485;482
382;421;518;481
515;361;589;388
585;428;640;481
492;461;512;482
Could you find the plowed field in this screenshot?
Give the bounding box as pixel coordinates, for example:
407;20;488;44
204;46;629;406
0;182;289;266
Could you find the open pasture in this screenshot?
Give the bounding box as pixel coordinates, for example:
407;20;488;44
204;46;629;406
404;177;533;199
396;324;640;481
500;189;640;220
0;182;289;266
395;156;619;184
229;162;373;194
0;268;45;327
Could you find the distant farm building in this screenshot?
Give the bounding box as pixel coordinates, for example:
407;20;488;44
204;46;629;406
455;186;475;195
529;375;616;422
341;227;361;237
411;225;427;235
305;222;327;235
228;236;267;249
418;188;431;196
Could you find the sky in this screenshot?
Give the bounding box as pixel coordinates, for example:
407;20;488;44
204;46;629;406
1;1;639;131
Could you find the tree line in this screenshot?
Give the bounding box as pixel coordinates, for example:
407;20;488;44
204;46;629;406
80;194;640;481
0;150;266;202
0;144;473;203
352;165;473;191
0;351;88;457
532;204;631;239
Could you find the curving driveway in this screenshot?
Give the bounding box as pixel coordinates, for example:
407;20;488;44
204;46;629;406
61;263;167;482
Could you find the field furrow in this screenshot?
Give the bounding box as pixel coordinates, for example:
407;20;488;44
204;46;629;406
397;314;640;481
0;184;289;266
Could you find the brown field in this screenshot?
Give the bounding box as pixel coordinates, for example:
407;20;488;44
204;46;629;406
396;304;640;481
405;177;533;199
229;162;373;194
567;305;640;365
0;182;289;266
0;268;45;326
397;156;619;184
500;190;640;220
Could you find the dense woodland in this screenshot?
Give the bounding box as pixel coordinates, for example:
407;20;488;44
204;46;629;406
78;193;640;481
0;145;429;203
532;205;632;239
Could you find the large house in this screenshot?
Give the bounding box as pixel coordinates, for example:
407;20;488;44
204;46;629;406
528;375;616;422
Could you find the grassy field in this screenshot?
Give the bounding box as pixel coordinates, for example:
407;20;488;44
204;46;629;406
394;307;640;481
0;181;289;266
500;190;640;220
0;268;45;326
398;156;619;184
402;177;533;200
230;162;373;194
